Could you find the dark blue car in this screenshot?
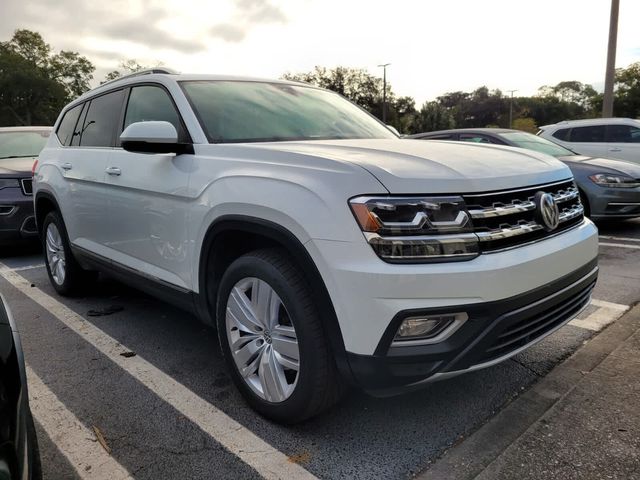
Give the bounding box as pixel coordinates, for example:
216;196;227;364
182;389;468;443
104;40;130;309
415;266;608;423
409;128;640;220
0;127;51;246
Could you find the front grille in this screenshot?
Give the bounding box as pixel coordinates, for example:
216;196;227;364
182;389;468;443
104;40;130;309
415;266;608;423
464;179;583;251
20;178;33;196
478;280;594;364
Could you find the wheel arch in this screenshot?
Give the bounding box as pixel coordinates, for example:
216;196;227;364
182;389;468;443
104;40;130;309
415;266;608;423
34;191;61;236
197;215;353;382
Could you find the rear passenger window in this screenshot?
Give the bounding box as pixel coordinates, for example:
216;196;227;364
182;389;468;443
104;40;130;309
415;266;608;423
80;90;125;147
607;125;640;143
569;126;605;143
124;86;186;141
56;104;83;146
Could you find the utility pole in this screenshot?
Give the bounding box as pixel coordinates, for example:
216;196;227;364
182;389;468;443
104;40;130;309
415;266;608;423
507;90;518;128
602;0;620;117
378;63;391;123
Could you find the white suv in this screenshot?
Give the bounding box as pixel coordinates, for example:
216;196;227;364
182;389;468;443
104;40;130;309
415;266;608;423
34;70;599;422
538;118;640;164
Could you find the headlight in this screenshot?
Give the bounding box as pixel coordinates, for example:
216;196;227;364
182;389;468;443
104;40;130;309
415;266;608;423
349;196;479;263
0;179;20;190
589;173;640;188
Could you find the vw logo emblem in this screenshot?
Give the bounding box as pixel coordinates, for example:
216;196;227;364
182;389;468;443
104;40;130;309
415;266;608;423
535;192;560;232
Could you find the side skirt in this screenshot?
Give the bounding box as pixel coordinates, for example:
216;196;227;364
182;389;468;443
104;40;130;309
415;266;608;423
71;245;199;317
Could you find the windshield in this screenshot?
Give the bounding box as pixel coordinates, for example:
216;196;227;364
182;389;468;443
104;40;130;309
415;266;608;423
180;81;397;143
498;131;575;157
0;130;50;159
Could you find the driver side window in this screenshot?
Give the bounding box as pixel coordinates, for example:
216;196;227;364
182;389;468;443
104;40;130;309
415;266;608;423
123;85;187;142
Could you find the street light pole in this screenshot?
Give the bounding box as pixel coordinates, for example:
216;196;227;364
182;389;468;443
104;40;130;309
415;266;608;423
507;90;518;128
602;0;620;117
378;63;391;123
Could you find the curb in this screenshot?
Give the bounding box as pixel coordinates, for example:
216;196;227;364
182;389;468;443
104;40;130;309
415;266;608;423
417;303;640;480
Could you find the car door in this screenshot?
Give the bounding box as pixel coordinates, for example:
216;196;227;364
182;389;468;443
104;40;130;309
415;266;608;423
563;125;609;158
58;89;125;257
605;124;640;163
103;83;195;290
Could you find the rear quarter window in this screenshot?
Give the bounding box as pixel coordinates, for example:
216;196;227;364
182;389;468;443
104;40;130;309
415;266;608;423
551;128;571;141
56;104;83;146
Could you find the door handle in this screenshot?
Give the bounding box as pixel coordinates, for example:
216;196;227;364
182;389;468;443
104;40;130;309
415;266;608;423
105;166;121;176
61;162;72;171
609;148;622;152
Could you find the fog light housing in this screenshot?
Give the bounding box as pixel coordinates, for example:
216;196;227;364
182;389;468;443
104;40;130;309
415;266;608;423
392;312;468;346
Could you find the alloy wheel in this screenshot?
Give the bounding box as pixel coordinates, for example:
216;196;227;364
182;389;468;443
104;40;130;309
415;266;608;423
225;277;300;402
45;223;66;285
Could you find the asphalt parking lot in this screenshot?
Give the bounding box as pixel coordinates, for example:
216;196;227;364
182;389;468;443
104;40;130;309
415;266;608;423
0;219;638;480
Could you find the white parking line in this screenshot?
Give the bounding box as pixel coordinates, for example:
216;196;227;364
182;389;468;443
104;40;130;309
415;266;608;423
27;365;133;480
599;242;640;250
0;266;317;480
599;235;640;243
569;298;630;331
9;264;45;272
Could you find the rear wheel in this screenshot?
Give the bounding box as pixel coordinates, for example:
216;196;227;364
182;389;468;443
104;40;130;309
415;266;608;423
216;248;343;423
42;211;96;296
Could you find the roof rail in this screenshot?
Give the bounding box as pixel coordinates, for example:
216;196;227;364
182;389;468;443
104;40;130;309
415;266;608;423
100;68;178;87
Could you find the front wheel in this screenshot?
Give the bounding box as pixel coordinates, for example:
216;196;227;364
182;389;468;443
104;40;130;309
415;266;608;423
216;249;343;423
42;211;96;296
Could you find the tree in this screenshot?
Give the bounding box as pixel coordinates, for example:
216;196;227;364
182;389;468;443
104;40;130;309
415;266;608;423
414;101;455;133
0;29;95;126
614;62;640;117
102;59;148;84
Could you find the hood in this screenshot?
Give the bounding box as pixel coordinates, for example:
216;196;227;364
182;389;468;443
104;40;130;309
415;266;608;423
254;139;571;193
0;156;35;176
559;155;640;178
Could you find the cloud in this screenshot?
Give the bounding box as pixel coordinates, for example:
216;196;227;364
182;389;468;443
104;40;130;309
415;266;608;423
0;0;205;54
210;24;247;43
209;0;287;43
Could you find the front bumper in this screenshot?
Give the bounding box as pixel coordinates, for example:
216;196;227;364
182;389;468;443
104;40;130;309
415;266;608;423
587;185;640;219
0;187;37;245
347;260;597;394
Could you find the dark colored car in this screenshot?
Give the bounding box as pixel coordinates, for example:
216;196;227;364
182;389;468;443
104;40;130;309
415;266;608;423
0;127;51;246
409;128;640;219
0;294;41;479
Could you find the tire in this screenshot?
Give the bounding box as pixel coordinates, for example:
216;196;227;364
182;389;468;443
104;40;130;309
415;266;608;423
26;409;42;480
216;248;344;423
42;211;96;296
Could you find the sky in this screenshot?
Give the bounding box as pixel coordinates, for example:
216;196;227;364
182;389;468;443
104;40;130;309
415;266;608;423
2;0;639;105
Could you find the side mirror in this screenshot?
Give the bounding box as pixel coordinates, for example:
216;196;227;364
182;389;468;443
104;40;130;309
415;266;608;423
120;121;193;154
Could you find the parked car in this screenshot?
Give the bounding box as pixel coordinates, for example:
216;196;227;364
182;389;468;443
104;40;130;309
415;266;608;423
538;118;640;164
409;128;640;220
34;70;598;423
0;294;42;479
0;127;51;246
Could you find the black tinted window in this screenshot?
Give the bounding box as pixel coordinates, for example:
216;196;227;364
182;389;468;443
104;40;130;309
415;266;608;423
569;126;605;143
422;134;453;140
56;104;83;146
124;86;186;141
607;125;640;143
80;90;125;147
552;128;570;141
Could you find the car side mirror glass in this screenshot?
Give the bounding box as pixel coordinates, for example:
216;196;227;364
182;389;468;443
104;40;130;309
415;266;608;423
120;121;192;154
